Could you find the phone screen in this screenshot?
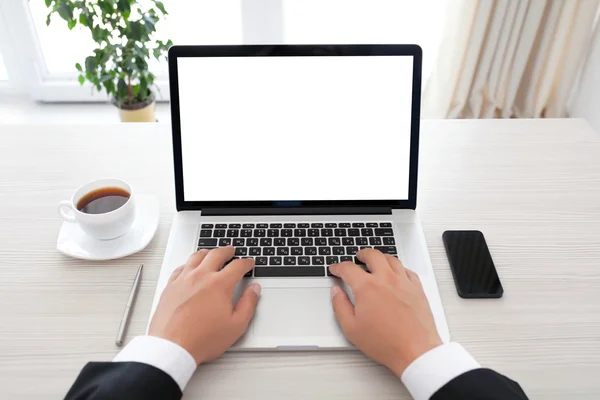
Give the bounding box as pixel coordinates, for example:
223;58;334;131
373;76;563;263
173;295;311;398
442;230;503;298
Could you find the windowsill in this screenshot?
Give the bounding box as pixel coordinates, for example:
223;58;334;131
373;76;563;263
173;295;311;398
0;95;172;124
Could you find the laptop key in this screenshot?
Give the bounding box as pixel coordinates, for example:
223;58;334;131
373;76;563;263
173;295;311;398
339;223;351;228
284;223;296;228
326;256;339;265
340;256;353;262
227;229;239;237
201;224;214;229
198;238;218;247
311;223;323;228
233;238;245;246
369;237;382;246
360;246;371;250
287;238;300;246
325;223;337;228
383;237;396;245
294;229;306;237
315;238;327;246
335;228;347;237
308;229;319;237
254;229;266;237
342;237;354;245
219;238;232;246
298;223;309;228
312;256;325;265
260;238;272;246
277;247;290;256
235;247;248;256
274;238;286;246
321;229;333;237
213;229;226;238
298;256;310;265
374;228;394;236
348;229;360;236
269;257;282;266
354;256;365;265
332;247;345;255
375;246;397;255
267;229;279;237
318;247;331;255
241;229;253;237
366;222;379;227
301;238;313;246
284;257;296;265
263;247;275;256
249;247;261;256
257;223;268;228
254;267;325;277
380;222;392;227
243;223;255;229
270;223;282;228
356;237;368;246
352;223;365;228
305;247;317;255
247;238;259;246
291;247;303;255
361;228;374;236
229;224;241;229
346;246;359;255
281;229;293;237
328;237;341;246
255;256;268;265
216;224;227;229
200;229;212;237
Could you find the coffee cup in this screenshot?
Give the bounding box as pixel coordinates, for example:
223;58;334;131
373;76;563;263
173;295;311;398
58;178;136;240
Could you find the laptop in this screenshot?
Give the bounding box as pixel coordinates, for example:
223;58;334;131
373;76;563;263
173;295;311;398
149;44;450;349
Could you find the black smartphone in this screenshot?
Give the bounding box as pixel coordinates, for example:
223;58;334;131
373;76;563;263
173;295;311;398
442;230;503;298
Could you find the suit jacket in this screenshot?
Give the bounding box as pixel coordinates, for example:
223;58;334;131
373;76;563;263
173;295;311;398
65;362;528;400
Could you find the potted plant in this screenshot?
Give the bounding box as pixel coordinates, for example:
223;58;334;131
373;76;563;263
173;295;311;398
45;0;173;122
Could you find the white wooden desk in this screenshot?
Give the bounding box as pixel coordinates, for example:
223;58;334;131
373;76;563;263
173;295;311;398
0;119;599;399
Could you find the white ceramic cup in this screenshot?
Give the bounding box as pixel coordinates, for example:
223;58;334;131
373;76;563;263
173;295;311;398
58;178;136;240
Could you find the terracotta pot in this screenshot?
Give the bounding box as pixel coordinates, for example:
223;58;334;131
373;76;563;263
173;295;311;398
118;101;156;122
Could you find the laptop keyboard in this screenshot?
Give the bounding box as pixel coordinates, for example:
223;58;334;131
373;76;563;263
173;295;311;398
197;222;397;277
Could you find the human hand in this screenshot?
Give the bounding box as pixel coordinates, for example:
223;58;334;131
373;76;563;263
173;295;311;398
328;249;442;376
148;247;261;364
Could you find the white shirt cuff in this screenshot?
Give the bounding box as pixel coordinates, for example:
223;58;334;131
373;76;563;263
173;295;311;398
113;335;197;392
401;342;480;400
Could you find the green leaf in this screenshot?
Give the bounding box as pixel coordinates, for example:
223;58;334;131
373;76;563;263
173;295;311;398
68;19;77;30
45;0;53;7
117;0;131;18
75;62;82;72
79;13;90;27
129;21;143;41
154;1;167;15
116;78;128;104
46;13;52;26
85;56;97;73
78;75;85;85
57;4;73;22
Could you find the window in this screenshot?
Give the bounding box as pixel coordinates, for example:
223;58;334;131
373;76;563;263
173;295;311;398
1;0;448;102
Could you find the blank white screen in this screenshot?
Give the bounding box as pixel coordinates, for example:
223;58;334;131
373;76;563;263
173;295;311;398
178;55;413;201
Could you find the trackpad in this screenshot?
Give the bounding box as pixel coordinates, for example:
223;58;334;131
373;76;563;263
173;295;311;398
252;287;340;337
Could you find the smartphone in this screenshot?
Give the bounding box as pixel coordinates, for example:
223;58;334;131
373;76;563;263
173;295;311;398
442;230;503;298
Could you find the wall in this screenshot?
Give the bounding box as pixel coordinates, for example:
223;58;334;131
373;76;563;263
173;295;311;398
571;23;600;133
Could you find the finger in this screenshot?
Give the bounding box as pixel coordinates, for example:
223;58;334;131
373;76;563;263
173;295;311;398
220;257;255;288
405;268;423;288
192;246;235;274
356;248;393;275
328;261;368;290
384;254;405;276
330;286;356;337
169;265;185;282
183;249;210;272
233;283;261;330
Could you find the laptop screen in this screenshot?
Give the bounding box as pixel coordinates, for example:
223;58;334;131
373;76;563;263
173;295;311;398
176;54;414;203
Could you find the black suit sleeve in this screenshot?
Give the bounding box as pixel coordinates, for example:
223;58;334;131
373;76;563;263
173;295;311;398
431;368;528;400
65;362;182;400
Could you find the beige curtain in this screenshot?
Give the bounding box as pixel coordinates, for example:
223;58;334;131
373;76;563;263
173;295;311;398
423;0;600;119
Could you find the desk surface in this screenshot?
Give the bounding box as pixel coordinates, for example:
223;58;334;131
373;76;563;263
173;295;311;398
0;119;599;399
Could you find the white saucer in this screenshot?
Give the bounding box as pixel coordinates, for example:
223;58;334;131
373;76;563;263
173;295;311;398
57;195;159;261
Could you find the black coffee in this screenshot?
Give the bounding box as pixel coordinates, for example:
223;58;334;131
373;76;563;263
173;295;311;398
76;187;130;214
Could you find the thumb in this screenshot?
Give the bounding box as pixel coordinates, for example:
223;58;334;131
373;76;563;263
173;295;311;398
330;286;355;336
233;283;261;330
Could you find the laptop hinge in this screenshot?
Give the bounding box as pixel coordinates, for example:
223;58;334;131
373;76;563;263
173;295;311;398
201;207;393;216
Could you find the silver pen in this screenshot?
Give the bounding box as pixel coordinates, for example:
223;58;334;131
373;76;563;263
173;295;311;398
115;264;143;347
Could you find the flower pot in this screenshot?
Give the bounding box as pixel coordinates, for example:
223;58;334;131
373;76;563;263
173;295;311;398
118;101;156;122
